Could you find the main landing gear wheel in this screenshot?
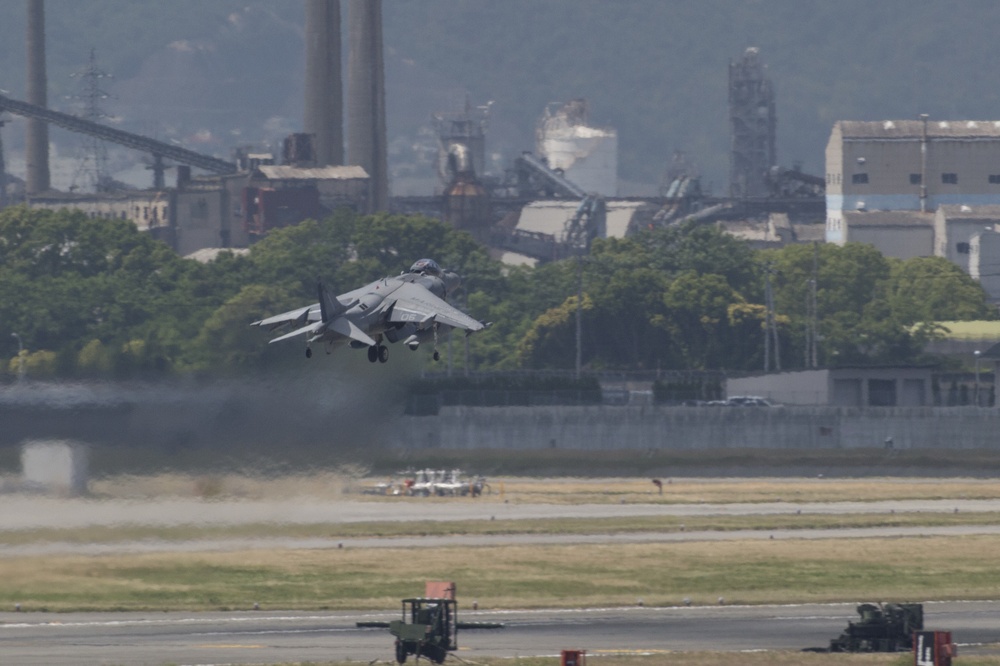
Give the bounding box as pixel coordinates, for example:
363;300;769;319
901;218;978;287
378;344;389;363
305;347;312;358
367;345;379;363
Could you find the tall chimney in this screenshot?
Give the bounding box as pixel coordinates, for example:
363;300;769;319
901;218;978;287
347;0;388;212
304;0;343;167
25;0;50;194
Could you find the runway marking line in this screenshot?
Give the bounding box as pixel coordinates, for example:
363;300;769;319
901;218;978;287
196;644;265;649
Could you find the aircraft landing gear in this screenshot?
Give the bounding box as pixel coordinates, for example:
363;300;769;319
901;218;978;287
378;344;389;363
367;345;379;363
305;347;312;358
433;350;440;362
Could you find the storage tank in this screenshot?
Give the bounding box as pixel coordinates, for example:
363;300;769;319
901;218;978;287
536;99;617;196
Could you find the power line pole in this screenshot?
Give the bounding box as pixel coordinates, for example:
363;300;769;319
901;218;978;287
764;264;780;372
68;48;113;192
810;241;819;368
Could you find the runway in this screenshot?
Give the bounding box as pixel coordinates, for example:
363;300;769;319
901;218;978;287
2;487;999;664
1;601;998;665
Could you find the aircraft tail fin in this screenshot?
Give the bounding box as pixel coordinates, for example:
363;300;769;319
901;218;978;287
318;281;350;323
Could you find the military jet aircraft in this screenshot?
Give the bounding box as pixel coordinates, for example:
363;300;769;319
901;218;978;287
251;259;485;363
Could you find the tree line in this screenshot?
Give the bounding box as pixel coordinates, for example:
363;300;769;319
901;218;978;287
0;205;995;380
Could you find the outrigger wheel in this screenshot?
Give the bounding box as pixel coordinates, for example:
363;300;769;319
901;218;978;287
305;347;312;358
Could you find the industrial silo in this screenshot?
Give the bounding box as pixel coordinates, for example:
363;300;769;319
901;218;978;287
536;99;617;197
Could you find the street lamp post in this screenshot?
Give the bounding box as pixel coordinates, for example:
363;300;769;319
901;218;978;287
10;332;24;382
974;350;982;407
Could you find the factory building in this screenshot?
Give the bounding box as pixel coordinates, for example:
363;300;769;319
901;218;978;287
28;168;252;256
243;164;370;239
825;120;1000;302
825;119;1000;244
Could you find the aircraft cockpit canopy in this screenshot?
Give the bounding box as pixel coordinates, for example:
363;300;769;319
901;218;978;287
409;258;443;276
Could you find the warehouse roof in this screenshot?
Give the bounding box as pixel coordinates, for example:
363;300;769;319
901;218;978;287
255;165;369;180
515;200;653;242
842;211;934;227
837;120;1000;140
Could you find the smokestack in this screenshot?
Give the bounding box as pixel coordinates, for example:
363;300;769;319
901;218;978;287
25;0;50;194
347;0;388;212
304;0;343;167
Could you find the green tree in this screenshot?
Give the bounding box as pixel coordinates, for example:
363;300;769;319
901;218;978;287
883;256;996;323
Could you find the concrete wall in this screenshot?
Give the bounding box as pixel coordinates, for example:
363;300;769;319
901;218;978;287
21;440;88;495
847;224;934;259
727;368;934;407
5;383;1000;460
400;405;1000;451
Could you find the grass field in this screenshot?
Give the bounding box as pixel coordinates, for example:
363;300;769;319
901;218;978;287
3;534;1000;612
3;511;1000;547
4;474;999;664
86;473;1000;504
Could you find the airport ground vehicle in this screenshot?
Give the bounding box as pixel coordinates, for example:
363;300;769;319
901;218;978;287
389;597;457;664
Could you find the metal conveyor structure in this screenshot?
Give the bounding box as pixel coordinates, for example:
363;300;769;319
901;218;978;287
0;92;237;188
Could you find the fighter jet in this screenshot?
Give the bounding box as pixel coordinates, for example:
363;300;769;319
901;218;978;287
251;259;486;363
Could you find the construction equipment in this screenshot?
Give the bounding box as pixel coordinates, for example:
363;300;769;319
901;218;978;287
356;583;503;663
827;603;923;652
388;597;457;664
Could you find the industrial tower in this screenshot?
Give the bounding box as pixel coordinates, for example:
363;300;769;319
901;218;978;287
729;47;776;199
25;0;50;194
304;0;343;167
347;0;388;212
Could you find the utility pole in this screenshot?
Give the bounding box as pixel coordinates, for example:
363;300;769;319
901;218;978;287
919;113;929;213
764;267;772;372
575;249;583;380
810;241;819;368
764;264;780;372
804;241;819;369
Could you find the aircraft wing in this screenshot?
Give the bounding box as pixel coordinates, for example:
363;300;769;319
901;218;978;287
387;281;485;332
251;304;320;330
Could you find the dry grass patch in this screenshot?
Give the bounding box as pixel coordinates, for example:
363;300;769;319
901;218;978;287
4;535;1000;612
85;474;1000;505
89;471;360;500
4;511;1000;547
491;477;1000;504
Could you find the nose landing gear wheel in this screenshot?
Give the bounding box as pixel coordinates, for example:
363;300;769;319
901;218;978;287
367;345;379;363
378;344;389;363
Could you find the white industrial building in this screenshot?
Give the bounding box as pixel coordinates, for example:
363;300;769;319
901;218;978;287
537;99;618;197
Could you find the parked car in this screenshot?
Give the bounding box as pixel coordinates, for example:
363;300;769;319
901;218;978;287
725;395;776;406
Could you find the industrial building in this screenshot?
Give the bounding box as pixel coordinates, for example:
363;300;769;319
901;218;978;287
727;367;937;407
536;99;618;197
825;119;1000;243
729;47;777;199
824;120;1000;299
